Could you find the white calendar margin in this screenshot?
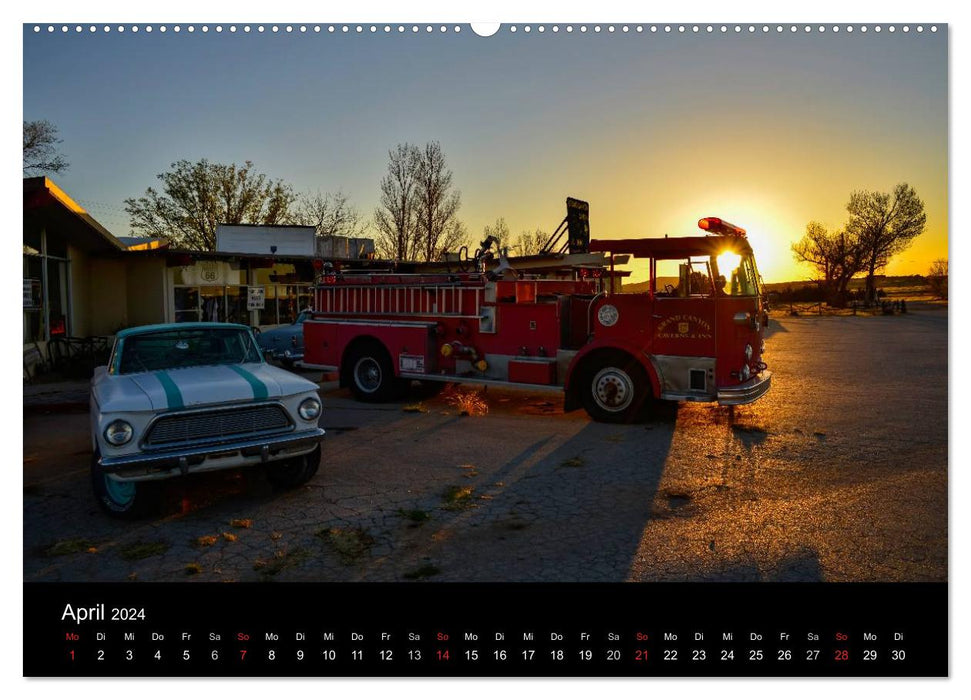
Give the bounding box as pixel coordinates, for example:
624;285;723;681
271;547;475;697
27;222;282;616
4;0;963;697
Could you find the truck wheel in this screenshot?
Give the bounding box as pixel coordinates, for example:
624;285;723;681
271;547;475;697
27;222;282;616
580;354;651;423
91;451;157;519
266;445;321;489
346;342;400;402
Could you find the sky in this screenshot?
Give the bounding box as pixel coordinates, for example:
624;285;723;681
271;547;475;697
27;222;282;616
22;23;947;283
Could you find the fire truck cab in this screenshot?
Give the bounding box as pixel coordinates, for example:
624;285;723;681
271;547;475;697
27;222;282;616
303;215;770;423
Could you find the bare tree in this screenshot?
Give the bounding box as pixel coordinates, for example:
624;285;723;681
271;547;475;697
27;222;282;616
927;258;948;299
124;159;296;251
846;183;927;303
293;190;364;239
791;221;865;305
513;228;547;256
373;144;419;260
414;142;464;261
482;217;511;253
24;120;69;175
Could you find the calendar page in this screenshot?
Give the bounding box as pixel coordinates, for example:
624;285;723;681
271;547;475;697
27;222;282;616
21;8;950;682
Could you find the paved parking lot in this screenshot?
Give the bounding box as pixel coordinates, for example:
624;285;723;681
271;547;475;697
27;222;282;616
23;307;947;583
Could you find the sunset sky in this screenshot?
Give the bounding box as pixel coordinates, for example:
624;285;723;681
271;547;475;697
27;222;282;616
22;24;947;282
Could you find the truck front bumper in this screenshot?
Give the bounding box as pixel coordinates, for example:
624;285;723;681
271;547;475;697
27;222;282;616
98;428;325;482
717;371;772;406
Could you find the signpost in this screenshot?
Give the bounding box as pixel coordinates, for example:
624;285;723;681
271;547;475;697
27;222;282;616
247;286;266;311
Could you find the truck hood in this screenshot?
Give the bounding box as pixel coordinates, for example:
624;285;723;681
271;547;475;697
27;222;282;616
95;363;318;412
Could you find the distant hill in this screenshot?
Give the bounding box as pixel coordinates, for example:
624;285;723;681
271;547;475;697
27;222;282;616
621;277;678;294
623;275;931;295
763;275;928;292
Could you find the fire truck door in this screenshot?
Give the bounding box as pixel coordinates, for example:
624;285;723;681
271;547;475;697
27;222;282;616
650;264;717;395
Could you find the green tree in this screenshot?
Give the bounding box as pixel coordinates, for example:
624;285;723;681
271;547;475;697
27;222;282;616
23;120;69;175
124;159;295;251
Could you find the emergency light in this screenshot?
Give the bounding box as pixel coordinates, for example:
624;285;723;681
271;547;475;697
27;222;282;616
698;217;746;237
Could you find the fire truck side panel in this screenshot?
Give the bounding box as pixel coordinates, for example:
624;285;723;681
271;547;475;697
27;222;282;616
585;294;655;347
481;302;562;357
304;319;437;376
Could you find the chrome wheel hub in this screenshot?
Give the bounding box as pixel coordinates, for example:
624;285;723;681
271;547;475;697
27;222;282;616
354;357;382;392
592;367;634;412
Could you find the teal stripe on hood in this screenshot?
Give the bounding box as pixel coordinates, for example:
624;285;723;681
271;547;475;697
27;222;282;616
155;371;185;409
227;364;269;400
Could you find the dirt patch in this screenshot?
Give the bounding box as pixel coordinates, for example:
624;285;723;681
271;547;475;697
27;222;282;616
318;527;375;564
44;538;98;556
441;485;475;511
403;563;441;580
118;540;170;561
253;547;311;576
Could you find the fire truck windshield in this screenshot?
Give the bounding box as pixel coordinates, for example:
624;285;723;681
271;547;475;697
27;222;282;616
716;253;760;297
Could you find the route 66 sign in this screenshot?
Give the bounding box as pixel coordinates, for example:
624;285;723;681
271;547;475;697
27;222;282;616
597;304;619;327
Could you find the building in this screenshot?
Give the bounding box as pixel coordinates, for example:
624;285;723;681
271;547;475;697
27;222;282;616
23;177;366;362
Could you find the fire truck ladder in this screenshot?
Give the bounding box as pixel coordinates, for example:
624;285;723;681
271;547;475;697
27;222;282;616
316;279;486;320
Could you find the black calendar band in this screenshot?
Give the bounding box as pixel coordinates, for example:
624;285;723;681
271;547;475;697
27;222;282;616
24;581;947;677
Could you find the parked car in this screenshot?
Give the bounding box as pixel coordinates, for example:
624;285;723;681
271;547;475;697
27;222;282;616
90;322;325;517
255;311;309;367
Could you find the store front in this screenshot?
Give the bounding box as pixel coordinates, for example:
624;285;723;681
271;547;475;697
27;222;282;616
165;254;315;329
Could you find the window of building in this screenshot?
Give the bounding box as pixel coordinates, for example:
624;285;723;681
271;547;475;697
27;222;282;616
22;229;71;343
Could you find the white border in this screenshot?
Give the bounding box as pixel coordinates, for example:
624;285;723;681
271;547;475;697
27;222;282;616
6;1;964;698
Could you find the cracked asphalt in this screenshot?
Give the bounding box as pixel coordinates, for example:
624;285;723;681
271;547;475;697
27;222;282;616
23;307;947;583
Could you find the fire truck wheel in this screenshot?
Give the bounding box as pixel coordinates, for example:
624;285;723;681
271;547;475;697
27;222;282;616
580;354;650;423
346;341;398;402
266;445;321;489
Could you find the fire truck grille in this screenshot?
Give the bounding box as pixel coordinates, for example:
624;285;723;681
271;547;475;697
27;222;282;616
144;405;292;447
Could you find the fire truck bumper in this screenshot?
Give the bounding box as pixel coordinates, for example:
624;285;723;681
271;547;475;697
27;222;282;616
717;371;772;406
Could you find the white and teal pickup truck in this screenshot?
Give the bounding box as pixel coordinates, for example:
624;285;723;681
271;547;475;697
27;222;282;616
90;322;325;517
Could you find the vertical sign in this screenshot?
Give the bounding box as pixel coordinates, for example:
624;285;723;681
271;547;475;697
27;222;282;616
247;286;266;311
566;197;590;254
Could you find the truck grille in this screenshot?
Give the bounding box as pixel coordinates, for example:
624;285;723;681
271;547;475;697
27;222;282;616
144;404;292;448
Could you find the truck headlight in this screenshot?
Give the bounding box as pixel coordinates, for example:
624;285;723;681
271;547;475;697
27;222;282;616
104;420;134;446
740;365;751;381
745;344;753;361
298;397;322;421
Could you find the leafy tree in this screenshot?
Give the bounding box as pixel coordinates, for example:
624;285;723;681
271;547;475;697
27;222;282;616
846;183;927;303
927;258;948;299
23;120;69;175
124;159;295;251
293;190;364;239
373;144;419;260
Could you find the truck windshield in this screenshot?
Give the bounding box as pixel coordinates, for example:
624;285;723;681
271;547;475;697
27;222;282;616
117;327;262;374
715;253;760;297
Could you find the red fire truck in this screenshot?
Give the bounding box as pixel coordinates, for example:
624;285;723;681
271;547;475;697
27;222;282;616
303;205;770;422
